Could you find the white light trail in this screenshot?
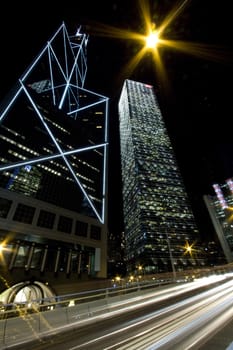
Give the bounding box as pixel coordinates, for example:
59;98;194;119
68;275;233;350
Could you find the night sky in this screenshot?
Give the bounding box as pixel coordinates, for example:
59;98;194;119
0;0;233;241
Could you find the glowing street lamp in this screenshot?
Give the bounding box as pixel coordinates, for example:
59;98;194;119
137;264;144;279
145;30;160;49
87;0;224;85
166;232;176;281
184;241;197;258
138;265;143;272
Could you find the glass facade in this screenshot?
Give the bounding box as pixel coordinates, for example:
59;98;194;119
119;79;204;274
204;178;233;263
0;23;108;294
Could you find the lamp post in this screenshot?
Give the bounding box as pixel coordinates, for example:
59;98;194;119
137;265;144;280
166;232;176;281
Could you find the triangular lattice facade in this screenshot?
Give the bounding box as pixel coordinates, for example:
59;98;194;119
0;23;109;223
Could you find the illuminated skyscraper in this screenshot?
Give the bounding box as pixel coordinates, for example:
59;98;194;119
204;179;233;263
0;23;109;301
118;79;204;274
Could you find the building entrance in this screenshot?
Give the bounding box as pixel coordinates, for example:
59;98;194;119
0;280;56;309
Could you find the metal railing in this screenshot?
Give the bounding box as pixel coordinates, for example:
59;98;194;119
0;278;174;348
1;265;232;348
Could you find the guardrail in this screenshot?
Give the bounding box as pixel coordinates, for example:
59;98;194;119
1;264;232;349
0;279;174;348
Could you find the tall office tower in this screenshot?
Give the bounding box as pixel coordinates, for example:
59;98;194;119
0;23;109;302
204;179;233;263
118;79;205;275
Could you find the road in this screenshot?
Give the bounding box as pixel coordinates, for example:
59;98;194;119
7;274;233;350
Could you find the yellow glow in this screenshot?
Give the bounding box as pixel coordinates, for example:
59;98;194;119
0;237;14;265
86;0;231;89
183;241;198;258
146;31;160;49
157;0;190;36
0;242;6;265
227;213;233;223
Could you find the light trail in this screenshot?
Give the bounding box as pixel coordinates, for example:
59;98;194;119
68;276;233;350
104;279;233;350
3;274;233;349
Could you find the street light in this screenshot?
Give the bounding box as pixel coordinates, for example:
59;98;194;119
184;241;196;257
137;265;144;280
166;232;176;281
145;30;160;49
138;265;142;273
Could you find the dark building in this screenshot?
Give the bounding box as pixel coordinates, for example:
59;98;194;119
118;79;206;275
0;23;109;303
107;230;126;278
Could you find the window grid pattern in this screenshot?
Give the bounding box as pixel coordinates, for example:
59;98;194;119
119;80;203;272
13;203;36;224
